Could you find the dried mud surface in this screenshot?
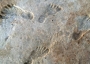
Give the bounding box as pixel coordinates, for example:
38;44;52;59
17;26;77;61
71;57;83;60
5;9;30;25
0;0;90;64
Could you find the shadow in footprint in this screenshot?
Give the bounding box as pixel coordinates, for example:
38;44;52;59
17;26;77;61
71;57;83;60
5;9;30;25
0;3;34;20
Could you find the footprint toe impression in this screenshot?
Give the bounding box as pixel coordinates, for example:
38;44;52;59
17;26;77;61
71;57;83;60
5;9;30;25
38;3;62;23
30;46;49;60
2;4;13;14
0;3;34;20
0;4;14;19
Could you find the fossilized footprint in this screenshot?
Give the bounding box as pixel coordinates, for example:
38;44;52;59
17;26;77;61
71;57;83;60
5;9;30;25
24;46;49;64
30;46;49;59
0;4;34;20
72;15;90;43
38;3;62;23
0;4;13;19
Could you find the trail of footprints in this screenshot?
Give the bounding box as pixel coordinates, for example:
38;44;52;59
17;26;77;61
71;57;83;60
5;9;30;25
38;3;62;23
0;3;61;64
0;3;61;23
24;45;49;64
0;3;34;20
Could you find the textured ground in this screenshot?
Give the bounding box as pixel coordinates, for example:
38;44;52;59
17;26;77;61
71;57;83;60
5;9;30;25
0;0;90;64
